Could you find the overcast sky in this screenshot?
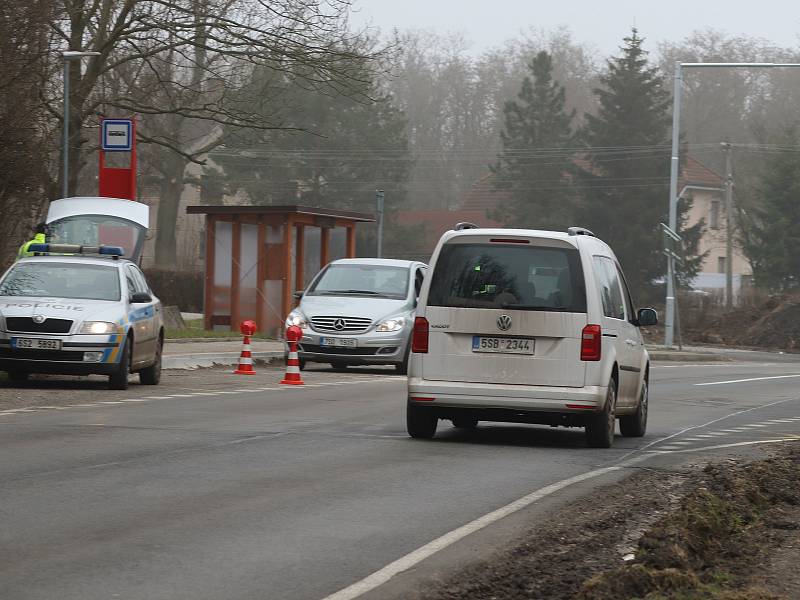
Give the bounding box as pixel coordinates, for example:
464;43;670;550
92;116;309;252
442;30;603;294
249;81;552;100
349;0;800;55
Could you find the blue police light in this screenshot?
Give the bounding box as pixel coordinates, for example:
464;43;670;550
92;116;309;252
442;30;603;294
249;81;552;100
28;244;49;253
98;246;124;256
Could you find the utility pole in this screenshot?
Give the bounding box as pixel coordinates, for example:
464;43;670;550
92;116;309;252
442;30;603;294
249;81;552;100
721;142;734;308
375;189;385;258
664;61;800;347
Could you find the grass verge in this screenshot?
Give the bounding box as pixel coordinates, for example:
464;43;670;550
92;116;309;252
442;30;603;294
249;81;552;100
579;447;800;600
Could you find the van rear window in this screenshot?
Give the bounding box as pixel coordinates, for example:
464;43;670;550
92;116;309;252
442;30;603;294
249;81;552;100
427;243;586;312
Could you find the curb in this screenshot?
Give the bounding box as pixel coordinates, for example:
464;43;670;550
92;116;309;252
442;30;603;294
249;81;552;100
163;351;284;370
649;352;729;362
165;337;278;344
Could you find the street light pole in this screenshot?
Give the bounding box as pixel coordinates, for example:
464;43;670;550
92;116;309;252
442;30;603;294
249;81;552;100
722;142;734;308
664;61;800;347
61;50;100;199
375;189;385;258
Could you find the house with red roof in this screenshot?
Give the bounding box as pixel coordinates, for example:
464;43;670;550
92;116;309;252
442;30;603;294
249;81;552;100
415;157;751;300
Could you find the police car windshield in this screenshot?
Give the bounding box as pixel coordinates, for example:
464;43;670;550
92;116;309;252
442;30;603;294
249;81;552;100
0;263;121;301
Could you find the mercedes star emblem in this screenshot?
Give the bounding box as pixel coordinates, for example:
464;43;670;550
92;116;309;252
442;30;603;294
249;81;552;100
32;314;46;324
497;314;512;331
333;318;346;331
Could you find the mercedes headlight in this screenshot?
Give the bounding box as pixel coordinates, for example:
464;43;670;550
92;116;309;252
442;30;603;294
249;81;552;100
376;316;406;332
79;321;118;335
285;310;308;329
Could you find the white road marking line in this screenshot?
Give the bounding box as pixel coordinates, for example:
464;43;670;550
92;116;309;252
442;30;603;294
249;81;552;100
706;431;728;436
648;438;799;455
143;396;172;400
667;441;692;445
166;394;196;398
97;401;125;405
695;374;800;386
696;434;716;438
320;458;646;600
120;398;151;402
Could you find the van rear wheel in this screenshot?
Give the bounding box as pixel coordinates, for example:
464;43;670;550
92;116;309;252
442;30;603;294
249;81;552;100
585;378;616;448
620;380;648;437
407;402;438;439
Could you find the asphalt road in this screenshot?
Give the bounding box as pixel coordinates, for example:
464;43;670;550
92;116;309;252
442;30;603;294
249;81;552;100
1;359;800;600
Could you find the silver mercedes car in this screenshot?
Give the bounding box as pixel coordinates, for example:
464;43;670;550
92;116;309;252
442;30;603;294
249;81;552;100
286;258;427;373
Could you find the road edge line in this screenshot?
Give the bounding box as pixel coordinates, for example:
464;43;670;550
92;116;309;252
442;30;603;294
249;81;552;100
320;460;645;600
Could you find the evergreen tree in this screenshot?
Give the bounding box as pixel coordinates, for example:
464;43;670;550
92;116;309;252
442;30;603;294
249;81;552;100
577;30;675;299
741;126;800;291
490;51;576;229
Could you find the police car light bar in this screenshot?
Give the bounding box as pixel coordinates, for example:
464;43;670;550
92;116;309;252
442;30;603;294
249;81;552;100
27;243;124;257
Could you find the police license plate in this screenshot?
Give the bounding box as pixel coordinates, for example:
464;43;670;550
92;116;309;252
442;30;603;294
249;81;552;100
472;336;534;355
320;337;357;348
12;337;62;350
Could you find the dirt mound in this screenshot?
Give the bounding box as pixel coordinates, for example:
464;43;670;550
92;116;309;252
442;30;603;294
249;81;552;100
419;445;800;600
692;295;800;351
580;447;800;599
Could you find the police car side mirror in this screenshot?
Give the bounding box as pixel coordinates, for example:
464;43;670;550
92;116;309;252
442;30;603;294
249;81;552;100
293;290;304;300
130;292;152;304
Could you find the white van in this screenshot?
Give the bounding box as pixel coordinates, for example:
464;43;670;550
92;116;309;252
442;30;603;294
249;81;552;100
407;224;658;448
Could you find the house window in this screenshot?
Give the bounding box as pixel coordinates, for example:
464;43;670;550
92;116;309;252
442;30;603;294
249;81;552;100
710;200;720;229
717;256;726;273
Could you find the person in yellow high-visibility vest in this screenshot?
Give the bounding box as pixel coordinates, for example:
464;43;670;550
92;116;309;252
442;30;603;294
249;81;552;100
17;223;48;260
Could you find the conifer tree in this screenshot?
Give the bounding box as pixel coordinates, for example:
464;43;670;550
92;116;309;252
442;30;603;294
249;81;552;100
741;126;800;291
490;51;576;229
577;30;674;299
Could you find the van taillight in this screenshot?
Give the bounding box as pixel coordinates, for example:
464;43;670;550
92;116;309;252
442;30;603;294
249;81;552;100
581;324;601;361
412;317;429;353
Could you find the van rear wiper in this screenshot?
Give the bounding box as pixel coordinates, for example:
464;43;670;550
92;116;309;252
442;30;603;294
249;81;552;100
501;303;568;311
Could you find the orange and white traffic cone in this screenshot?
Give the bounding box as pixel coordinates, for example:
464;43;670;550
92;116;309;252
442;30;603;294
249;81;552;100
281;325;304;385
234;320;257;375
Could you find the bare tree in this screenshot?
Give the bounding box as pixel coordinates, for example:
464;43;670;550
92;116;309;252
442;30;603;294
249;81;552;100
0;0;55;267
48;0;379;265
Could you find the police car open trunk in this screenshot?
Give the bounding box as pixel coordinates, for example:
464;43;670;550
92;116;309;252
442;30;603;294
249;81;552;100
419;235;588;388
45;197;149;264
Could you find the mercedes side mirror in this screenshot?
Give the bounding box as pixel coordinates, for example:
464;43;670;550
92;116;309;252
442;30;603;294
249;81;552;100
637;308;658;327
130;292;152;304
293;290;304;300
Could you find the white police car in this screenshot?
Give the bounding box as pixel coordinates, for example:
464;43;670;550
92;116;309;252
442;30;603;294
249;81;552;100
0;244;163;389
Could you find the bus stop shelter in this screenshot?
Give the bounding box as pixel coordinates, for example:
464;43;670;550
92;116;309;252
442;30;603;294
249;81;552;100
186;205;374;336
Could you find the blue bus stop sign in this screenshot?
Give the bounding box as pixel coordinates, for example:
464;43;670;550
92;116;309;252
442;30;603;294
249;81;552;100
101;119;133;151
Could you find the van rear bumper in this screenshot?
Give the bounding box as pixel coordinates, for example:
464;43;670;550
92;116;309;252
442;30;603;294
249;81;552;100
407;377;608;412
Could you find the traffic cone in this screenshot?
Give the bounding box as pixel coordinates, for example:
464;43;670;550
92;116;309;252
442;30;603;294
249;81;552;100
281;325;304;385
234;320;257;375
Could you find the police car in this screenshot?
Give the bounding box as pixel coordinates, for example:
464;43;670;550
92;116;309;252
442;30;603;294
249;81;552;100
0;244;163;389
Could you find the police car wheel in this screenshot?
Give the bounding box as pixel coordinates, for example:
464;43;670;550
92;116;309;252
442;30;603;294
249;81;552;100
109;338;132;390
140;336;163;385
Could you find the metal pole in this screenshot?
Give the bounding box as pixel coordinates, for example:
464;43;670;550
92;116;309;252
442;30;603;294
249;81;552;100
665;62;682;348
62;57;70;199
376;189;385;258
722;142;734;308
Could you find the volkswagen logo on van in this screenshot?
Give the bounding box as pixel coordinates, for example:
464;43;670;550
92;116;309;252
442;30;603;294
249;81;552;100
497;314;512;331
32;314;46;324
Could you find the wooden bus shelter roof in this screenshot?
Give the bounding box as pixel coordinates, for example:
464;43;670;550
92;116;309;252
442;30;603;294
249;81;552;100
186;205;375;223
